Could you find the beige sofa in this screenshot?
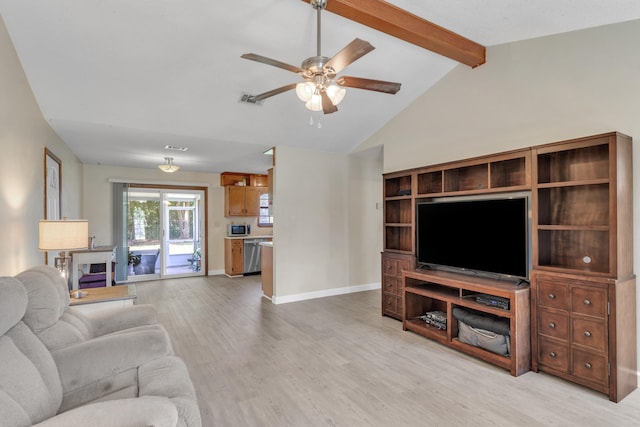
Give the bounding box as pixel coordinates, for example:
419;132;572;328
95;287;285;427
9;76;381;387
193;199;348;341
0;266;201;427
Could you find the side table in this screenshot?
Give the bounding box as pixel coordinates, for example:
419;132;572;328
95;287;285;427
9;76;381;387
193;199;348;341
69;285;136;315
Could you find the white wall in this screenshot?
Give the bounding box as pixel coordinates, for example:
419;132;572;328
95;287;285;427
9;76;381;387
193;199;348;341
0;16;82;275
272;145;382;302
82;164;226;272
359;20;640;372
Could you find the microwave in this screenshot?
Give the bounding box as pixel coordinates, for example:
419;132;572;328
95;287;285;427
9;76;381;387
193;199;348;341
228;223;250;237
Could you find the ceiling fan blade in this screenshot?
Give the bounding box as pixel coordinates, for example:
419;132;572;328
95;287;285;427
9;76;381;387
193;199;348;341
241;53;306;75
320;90;338;114
324;38;374;74
337;76;401;94
250;83;298;102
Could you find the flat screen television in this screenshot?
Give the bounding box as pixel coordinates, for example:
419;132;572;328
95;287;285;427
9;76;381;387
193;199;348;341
416;194;530;280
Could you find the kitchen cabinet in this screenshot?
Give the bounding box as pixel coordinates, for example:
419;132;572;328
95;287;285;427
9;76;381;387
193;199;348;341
224;239;243;277
224;186;266;217
220;172;268;187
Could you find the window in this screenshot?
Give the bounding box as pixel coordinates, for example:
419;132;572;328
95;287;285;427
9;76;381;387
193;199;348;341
258;192;273;227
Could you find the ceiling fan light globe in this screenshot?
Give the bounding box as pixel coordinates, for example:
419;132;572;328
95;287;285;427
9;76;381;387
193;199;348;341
326;84;346;105
305;94;323;111
296;82;316;102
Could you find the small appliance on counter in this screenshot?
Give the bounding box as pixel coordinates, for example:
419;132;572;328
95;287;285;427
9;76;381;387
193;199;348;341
228;223;250;237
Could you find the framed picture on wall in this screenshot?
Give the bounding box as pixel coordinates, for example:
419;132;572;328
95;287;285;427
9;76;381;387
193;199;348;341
44;148;62;264
44;148;61;220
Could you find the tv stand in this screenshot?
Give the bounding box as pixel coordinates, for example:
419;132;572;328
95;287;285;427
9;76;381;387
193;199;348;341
402;268;531;376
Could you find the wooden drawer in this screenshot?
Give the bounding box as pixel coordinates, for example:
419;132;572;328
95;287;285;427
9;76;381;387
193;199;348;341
572;318;607;351
382;256;412;277
538;309;569;340
383;294;398;314
383;258;398;276
537;280;569;310
573;348;608;385
397;259;412;275
571;286;607;318
383;275;399;295
538;337;569;373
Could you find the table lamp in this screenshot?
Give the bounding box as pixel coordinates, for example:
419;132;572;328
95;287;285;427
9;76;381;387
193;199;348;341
39;219;89;279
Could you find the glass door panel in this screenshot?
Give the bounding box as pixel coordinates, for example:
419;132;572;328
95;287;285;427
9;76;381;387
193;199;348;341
164;191;204;277
127;190;161;280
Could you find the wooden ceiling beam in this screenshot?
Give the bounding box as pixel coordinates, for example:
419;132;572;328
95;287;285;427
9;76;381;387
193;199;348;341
302;0;486;68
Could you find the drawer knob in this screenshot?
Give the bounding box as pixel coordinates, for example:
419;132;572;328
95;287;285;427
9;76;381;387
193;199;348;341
584;331;592;337
585;362;592;369
549;293;555;300
584;299;591;306
549;322;556;329
549;352;557;358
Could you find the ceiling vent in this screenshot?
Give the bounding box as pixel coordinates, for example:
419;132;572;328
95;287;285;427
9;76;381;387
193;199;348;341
164;145;189;152
239;92;263;106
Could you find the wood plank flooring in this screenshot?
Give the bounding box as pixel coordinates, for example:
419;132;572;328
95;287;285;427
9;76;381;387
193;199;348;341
135;275;640;427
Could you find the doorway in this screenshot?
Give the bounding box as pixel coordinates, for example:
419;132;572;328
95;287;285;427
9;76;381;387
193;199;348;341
126;187;205;281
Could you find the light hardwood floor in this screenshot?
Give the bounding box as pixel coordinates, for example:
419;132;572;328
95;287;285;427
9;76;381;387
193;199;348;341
135;275;640;427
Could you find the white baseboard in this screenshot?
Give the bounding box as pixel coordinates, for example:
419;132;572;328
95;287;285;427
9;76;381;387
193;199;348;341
207;269;225;276
272;282;381;305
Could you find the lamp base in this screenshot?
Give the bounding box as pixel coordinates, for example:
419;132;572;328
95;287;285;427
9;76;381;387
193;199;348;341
54;255;71;287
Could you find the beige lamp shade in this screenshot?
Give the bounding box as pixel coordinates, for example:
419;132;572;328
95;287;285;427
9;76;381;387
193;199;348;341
38;219;89;251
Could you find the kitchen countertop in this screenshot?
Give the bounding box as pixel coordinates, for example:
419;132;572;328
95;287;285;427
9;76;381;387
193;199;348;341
224;235;273;240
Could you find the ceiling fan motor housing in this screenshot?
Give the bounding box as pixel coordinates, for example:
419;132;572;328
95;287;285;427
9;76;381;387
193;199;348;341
301;56;336;78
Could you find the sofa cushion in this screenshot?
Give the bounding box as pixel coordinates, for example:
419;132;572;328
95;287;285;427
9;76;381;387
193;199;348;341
139;356;202;427
1;322;63;426
0;277;27;335
16;267;70;332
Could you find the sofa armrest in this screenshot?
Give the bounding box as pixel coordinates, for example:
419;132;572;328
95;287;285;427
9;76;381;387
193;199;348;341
52;328;173;393
33;397;179;427
69;304;159;337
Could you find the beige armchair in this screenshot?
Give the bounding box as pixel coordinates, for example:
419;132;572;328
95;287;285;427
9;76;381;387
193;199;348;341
0;268;201;427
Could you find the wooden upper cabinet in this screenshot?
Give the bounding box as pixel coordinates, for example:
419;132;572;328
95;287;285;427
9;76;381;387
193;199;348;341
220;172;268;187
244;187;262;216
222;171;269;217
225;186;247;216
224;186;266;217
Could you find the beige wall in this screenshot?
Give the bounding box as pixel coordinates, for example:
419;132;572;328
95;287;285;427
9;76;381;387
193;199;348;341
347;149;383;286
359;19;640;372
272;145;382;302
0;16;82;275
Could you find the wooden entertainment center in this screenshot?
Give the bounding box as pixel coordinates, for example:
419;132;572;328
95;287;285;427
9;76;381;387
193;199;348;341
382;132;637;401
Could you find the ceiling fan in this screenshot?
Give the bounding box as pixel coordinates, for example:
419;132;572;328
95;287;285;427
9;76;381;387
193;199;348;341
240;0;401;114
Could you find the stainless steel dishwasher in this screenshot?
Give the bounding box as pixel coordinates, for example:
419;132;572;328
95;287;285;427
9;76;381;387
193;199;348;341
243;238;267;274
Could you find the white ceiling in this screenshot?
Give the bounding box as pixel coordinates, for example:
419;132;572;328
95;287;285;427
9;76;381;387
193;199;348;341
2;0;640;173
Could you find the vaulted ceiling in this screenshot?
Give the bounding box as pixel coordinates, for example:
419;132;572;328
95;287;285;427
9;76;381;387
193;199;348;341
1;1;639;173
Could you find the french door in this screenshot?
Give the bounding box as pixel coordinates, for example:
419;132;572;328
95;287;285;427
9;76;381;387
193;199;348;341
126;187;205;281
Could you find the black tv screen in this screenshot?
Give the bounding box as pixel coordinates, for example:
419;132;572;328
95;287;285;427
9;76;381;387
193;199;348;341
417;197;529;279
